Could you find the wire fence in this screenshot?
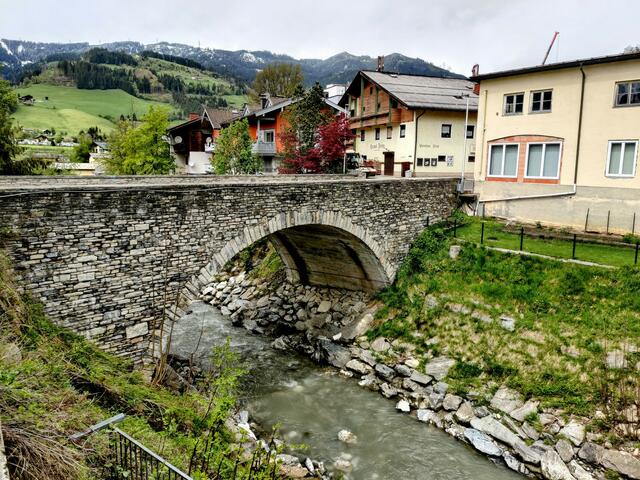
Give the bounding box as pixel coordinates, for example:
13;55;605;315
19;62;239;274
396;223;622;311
441;217;640;267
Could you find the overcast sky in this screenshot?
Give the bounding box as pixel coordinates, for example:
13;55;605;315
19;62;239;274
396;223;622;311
1;0;637;75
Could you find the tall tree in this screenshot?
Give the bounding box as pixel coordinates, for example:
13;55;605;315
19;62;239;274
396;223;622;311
103;106;175;175
70;134;93;163
212;119;262;174
251;63;304;99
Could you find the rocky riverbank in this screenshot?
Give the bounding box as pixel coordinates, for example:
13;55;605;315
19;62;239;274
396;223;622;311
198;267;640;480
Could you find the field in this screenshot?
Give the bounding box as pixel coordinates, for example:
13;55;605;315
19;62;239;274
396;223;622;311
12;84;172;135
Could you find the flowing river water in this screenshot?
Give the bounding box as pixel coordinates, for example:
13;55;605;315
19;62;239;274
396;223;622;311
171;302;522;480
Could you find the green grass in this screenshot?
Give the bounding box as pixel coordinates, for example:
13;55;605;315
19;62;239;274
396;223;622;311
368;224;640;427
456;217;638;268
12;84;171;135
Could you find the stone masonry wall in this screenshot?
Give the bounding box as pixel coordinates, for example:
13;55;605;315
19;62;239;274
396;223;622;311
0;177;457;363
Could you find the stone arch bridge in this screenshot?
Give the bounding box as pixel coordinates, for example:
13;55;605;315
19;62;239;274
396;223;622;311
0;175;458;362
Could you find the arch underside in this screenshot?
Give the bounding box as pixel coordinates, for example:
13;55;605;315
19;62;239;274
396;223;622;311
269;224;389;291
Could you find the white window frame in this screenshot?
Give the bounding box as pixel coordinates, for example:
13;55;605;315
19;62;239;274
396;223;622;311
441;124;452;138
530;89;553;113
614;81;640;107
524;142;562;179
487;143;520;178
503;92;525;116
605;140;638;178
262;129;275;143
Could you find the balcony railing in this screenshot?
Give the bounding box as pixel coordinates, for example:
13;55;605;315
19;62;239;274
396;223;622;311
252;141;276;155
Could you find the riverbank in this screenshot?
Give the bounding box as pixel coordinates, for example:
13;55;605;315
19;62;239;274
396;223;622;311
199;235;640;480
0;249;312;480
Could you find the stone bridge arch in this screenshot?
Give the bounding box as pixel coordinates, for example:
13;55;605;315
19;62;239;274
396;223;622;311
184;210;392;301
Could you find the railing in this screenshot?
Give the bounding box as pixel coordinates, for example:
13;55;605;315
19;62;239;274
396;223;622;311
252;141;276;155
107;427;193;480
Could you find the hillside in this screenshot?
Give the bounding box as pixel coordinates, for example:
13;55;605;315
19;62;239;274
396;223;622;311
1;38;465;87
10;50;248;136
12;84;167;135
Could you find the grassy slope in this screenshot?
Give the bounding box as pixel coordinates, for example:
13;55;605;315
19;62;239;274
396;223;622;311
12;84;168;135
0;248;269;480
369;225;639;429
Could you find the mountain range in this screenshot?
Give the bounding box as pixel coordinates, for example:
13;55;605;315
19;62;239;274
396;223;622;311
0;39;464;85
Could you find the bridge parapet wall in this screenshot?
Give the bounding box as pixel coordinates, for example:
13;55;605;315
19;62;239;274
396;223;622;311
0;176;457;362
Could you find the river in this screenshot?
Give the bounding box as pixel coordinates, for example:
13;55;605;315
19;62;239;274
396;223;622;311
170;301;522;480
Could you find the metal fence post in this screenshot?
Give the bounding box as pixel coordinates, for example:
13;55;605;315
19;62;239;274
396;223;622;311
572;234;577;259
635;241;639;265
519;226;524;251
426;216;430;228
606;210;611;235
481;222;485;244
584;208;589;232
632;212;636;235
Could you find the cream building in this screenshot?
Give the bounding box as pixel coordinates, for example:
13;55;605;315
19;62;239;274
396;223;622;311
473;51;640;233
340;71;478;178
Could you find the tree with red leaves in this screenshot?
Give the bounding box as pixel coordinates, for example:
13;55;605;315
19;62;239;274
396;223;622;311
278;84;353;174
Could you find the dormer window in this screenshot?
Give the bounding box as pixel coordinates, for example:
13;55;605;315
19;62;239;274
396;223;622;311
615;81;640;106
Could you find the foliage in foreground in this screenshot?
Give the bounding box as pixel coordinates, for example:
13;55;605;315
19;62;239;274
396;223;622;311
212;118;263;175
0;250;275;479
369;221;640;428
104;106;175;175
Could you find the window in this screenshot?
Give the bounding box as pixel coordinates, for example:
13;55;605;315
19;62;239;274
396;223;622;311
466;125;475;139
488;144;519;177
375;128;380;140
369;87;373;95
437;155;446;162
525;143;561;179
531;90;553;112
607;141;637;177
441;124;452;138
391;99;398;108
400;124;406;138
504;93;525;115
417;158;424;167
360;130;365;141
615;81;640;106
468;155;476;163
263;130;275;143
386;126;392;139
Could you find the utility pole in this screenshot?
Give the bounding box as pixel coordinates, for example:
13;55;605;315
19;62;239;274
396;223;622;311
460;94;470;191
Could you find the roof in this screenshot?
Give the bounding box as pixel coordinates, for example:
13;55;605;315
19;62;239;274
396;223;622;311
473;51;640;81
342;71;478;112
167;117;202;133
203;106;237;129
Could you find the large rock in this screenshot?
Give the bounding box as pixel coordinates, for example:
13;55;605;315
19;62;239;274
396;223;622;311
442;394;463;411
417;409;442;428
318;339;351;368
510;400;539;422
317;300;332;313
578;443;603;464
396;399;411;413
345;359;371;375
555;439;575;463
490;386;524;414
454;402;476;424
600;449;640;479
337;430;357;444
470;416;521;447
559;421;585;447
341;313;373;341
463;428;503;457
424;357;455;380
374;363;396;381
409;371;433;386
568;461;595;480
541;450;576;480
371;337;392;352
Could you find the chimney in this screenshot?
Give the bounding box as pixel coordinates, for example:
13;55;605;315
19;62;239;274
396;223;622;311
259;93;271;109
189;112;200;121
377;55;385;72
471;64;480;95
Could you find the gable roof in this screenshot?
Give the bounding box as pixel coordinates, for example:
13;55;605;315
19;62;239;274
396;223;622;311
473;51;640;82
341;71;478;112
203;106;237;129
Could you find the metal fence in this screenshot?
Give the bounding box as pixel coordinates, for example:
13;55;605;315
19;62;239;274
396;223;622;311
106;428;193;480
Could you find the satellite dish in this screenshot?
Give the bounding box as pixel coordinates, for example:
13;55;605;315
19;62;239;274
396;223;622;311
174;136;182;145
205;137;212;145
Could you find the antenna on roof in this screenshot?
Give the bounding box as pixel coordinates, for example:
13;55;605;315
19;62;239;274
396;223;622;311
542;32;560;65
